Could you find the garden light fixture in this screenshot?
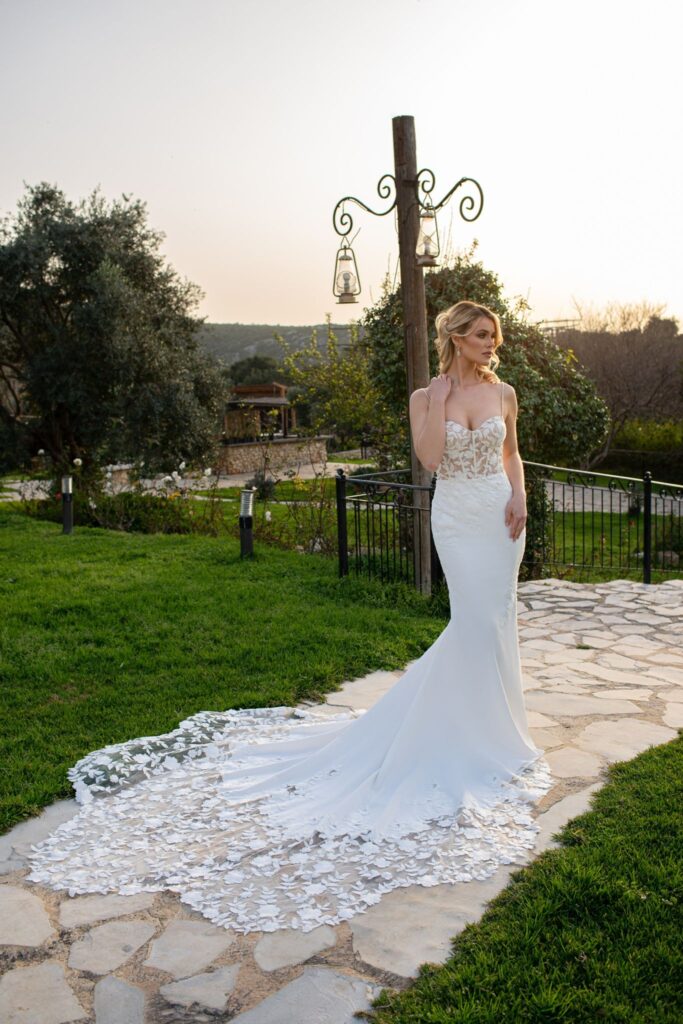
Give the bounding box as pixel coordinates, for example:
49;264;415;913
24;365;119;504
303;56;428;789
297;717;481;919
333;242;361;304
61;474;73;535
415;201;440;266
239;486;256;559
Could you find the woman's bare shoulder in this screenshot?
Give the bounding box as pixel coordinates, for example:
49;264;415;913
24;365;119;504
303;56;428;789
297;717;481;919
409;386;430;407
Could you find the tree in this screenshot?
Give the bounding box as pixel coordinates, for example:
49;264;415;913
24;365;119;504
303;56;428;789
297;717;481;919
361;243;611;471
275;316;402;454
226;355;288;386
555;305;683;465
0;182;225;474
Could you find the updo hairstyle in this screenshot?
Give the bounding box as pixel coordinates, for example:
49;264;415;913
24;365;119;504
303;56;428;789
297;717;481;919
434;300;503;383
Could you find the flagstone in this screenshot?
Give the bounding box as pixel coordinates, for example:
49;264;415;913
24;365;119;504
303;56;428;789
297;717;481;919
0;885;55;946
230;968;382;1023
659;688;683;702
526;711;559;728
543;746;604;778
332;670;403;710
68;919;156;974
594;688;653;701
623;612;672;625
59;892;155;929
595;653;640;669
525;692;640;716
524;639;571;652
610;625;660;637
94;975;145;1024
254;924;337;971
160;964;240;1011
643;666;683;685
568;664;650;685
549;633;579;646
649;652;683;666
544;649;597;664
143;919;236;979
0;962;86;1024
529;727;571;749
0;798;79;873
574;718;677;761
350;869;517;978
576;636;616;648
531;782;605;854
663;703;683;728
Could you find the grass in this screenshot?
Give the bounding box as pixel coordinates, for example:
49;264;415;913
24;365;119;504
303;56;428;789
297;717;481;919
366;735;683;1024
0;504;444;833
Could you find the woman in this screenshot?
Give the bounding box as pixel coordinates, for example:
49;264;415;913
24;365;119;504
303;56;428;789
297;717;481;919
27;301;552;935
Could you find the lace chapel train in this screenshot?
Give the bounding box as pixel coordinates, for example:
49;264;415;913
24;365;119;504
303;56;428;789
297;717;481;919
27;382;553;933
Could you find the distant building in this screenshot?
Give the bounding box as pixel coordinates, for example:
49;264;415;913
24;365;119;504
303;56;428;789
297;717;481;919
536;318;582;339
223;382;297;440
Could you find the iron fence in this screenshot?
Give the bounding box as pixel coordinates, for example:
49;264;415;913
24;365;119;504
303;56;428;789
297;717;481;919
335;462;683;590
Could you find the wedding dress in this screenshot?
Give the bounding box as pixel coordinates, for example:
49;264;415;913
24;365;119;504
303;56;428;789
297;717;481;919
26;382;553;934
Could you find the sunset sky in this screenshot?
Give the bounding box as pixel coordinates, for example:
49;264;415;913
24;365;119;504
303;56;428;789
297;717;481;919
2;0;681;330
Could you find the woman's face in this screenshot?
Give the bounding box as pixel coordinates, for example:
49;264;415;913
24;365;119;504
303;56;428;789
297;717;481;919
452;315;496;367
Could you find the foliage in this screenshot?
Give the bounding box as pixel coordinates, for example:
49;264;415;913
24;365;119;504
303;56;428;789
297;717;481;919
226;355;289;386
0;182;225;476
519;465;554;581
360;243;611;471
245;468;277;500
555;312;683;465
23;463;225;536
275;315;403;463
613;417;683;452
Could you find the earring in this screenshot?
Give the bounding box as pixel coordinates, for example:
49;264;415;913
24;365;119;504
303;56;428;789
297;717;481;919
455;347;461;356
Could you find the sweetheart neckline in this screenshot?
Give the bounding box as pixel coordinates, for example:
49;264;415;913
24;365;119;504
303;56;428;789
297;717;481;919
444;415;504;433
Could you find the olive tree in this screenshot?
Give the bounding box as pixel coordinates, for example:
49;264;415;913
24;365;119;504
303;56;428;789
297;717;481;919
0;182;225;474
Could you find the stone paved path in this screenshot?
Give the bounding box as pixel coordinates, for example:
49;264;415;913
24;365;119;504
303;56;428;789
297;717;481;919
1;577;682;1023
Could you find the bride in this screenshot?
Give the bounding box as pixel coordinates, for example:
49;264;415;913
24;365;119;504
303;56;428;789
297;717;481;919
27;300;553;934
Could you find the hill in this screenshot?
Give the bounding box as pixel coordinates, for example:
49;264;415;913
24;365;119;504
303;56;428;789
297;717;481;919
196;323;357;366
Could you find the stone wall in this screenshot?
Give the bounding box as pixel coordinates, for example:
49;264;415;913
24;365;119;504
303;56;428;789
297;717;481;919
216;437;330;475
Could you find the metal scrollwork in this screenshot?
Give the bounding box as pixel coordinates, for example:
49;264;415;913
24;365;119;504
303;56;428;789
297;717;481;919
416;170;484;222
333;174;397;238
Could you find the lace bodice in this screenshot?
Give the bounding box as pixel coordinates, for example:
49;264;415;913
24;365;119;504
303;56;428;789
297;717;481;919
437;414;506;480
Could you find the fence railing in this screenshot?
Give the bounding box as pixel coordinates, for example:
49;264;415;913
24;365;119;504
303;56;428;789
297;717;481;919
335;462;683;590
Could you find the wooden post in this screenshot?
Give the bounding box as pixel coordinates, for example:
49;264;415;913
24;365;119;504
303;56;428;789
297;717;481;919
392;115;433;595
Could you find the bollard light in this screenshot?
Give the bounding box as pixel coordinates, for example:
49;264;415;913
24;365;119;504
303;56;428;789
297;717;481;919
61;474;73;535
239;486;256;558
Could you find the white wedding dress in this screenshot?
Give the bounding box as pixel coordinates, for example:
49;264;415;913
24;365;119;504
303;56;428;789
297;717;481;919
27;382;553;933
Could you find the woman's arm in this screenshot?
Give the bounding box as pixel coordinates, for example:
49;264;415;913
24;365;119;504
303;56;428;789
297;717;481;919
502;383;527;540
409;385;448;472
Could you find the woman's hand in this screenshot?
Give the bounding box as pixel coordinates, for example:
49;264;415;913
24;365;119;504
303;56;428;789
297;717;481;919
505;492;527;541
426;374;452;406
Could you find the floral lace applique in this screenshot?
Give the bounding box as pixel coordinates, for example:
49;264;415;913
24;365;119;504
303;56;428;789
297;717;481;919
437;416;506;480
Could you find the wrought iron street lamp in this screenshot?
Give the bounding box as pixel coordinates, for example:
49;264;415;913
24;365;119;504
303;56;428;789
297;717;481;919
330;115;485;595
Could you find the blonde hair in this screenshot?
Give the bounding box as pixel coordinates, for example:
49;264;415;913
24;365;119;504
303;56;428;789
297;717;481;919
434;300;503;382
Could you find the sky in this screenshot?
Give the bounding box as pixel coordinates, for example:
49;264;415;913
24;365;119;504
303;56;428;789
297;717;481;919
1;0;682;330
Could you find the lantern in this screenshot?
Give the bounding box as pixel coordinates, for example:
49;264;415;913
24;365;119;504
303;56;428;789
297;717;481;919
333;242;361;303
416;203;440;267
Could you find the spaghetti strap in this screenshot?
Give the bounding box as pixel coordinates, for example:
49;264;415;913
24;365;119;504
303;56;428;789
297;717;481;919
500;381;504;418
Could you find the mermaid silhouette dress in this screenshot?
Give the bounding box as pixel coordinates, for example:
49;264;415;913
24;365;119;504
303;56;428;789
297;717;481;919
26;382;553;933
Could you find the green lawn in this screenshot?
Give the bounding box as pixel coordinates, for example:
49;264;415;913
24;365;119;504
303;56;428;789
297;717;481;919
0;505;442;832
367;734;683;1024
